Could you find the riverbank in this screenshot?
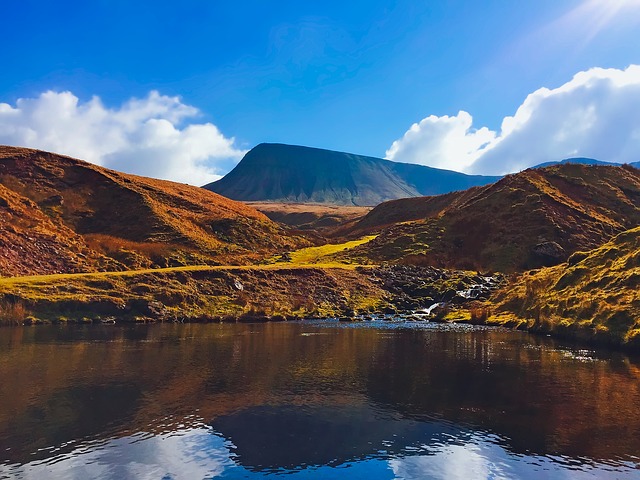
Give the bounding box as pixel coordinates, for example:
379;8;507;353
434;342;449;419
0;264;500;325
2;260;638;352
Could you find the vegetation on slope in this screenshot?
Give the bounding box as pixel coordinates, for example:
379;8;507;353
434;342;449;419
0;257;501;327
0;265;388;324
0;235;381;324
0;183;117;276
271;236;377;265
0;146;307;276
341;164;640;272
486;226;640;349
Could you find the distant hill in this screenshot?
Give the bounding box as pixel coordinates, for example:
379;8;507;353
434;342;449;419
0;146;305;276
338;164;640;272
534;157;640;169
204;143;501;206
246;202;371;233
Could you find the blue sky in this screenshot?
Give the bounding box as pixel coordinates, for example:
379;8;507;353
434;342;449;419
1;0;640;183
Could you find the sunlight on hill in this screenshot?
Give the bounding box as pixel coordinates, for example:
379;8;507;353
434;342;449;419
280;236;378;265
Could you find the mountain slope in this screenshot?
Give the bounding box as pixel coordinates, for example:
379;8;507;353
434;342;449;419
488;226;640;349
0;146;305;276
204;143;500;206
340;164;640;272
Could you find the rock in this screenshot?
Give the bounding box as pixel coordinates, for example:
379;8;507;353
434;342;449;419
532;241;566;266
39;195;64;207
23;316;40;325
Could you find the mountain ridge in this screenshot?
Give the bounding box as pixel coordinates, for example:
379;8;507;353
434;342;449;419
533;157;640;169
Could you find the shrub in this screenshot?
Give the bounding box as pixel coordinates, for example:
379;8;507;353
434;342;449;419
469;306;490;323
0;299;27;325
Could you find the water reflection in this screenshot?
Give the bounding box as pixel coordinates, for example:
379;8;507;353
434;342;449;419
210;403;465;472
0;322;639;479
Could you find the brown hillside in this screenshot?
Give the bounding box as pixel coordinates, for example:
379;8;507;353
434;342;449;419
0;184;117;276
342;164;640;272
0;146;305;276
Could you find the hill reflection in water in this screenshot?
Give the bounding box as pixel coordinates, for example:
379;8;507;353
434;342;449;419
0;321;639;479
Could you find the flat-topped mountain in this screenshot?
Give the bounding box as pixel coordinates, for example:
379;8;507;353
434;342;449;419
338;163;640;272
0;146;305;276
203;143;501;206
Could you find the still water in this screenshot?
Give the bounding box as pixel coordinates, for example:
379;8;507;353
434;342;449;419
0;320;639;479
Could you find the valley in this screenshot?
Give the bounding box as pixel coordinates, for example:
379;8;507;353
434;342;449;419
0;145;639;351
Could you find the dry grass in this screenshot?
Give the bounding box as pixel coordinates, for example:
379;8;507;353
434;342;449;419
488;226;640;348
247;202;370;231
84;234;173;257
0;300;27;325
0;263;385;324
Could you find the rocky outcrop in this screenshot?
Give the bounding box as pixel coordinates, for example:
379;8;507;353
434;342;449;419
531;241;566;266
362;265;505;312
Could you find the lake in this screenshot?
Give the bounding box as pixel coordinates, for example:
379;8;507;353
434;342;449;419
0;320;639;479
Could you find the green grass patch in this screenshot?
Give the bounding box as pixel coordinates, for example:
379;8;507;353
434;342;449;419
278;235;377;265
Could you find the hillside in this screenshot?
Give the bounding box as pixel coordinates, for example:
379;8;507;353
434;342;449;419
487;226;640;349
340;164;640;272
204;143;500;206
0;183;117;276
0;146;305;276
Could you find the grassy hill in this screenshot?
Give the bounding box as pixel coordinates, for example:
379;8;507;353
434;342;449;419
0;146;306;276
339;164;640;272
487;226;640;349
204;143;500;206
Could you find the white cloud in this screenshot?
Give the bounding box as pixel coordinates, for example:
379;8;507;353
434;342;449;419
385;111;496;172
387;65;640;175
0;90;246;185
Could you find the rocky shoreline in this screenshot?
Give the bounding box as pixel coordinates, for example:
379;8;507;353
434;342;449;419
3;264;637;353
1;265;505;325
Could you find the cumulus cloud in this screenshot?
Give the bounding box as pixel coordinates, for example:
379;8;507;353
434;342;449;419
386;65;640;175
385;111;496;172
0;90;246;185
